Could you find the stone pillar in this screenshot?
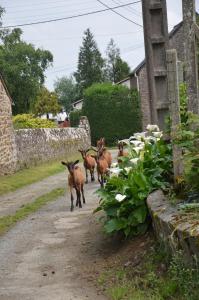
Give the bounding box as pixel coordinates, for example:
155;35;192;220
142;0;169;129
166;49;183;180
182;0;199;114
0;78;17;175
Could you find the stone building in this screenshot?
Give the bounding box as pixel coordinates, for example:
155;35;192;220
118;21;184;129
0;74;17;175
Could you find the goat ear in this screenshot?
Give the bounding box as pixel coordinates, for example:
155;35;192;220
61;161;67;166
73;160;79;165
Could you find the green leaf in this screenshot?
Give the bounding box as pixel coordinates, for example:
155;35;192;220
104;218;127;233
133;206;148;224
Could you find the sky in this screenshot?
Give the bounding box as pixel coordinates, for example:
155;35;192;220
1;0;199;91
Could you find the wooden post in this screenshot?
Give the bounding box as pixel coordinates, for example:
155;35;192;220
166;49;183;180
182;0;199;114
142;0;169;129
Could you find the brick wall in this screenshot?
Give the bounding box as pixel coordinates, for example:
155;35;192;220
0;79;17;175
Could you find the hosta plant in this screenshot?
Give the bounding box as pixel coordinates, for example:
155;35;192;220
95;126;172;237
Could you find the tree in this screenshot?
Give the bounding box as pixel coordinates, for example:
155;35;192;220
54;75;79;113
83;83;141;145
33;87;61;118
74;28;104;94
105;39;130;83
0;9;53;115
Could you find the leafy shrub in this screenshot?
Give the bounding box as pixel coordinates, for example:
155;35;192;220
13;114;56;129
83;83;142;146
69;109;82;127
96;127;172;237
179;83;188;125
174;113;199;194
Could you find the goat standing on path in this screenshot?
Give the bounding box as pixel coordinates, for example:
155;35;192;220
118;142;128;162
78;149;95;183
96;137;112;168
92;148;109;188
61;160;85;211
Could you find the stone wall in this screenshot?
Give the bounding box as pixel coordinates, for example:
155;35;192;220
147;190;199;264
15;127;91;169
0;78;17;175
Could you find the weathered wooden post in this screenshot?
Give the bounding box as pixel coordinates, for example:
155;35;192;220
166;49;183;179
142;0;169;129
182;0;199;114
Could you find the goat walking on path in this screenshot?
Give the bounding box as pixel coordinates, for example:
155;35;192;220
118;142;128;162
96;137;112;168
92;148;109;188
62;160;85;211
78;149;95;183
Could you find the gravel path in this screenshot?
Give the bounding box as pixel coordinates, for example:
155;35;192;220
0;181;108;300
0;150;118;299
0;172;66;217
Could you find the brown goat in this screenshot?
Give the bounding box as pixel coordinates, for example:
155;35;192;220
61;160;85;211
118;142;128;161
78;149;95;183
92;148;109;188
96;137;105;151
96;138;112;168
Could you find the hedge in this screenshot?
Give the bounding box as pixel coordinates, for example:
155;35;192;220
83;83;142;145
13;114;56;129
69;109;82;127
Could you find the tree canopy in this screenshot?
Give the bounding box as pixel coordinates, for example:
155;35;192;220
0;8;53;114
54;75;80;113
105;39;130;83
33;87;60;117
74;28;104;95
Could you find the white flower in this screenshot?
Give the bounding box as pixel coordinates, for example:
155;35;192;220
115;194;126;202
130;140;142;147
152;131;163;138
144;136;157;143
111;162;118;168
146;124;160;132
133;145;144;154
133;132;147;141
130;158;139;165
109;167;122;176
124;167;132;174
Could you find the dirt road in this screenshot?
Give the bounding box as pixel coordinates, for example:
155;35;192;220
0;180;110;300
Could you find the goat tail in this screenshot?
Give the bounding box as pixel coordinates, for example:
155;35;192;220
61;161;67;166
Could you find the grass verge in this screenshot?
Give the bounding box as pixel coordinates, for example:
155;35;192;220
98;240;199;300
0;188;65;236
0;154;80;196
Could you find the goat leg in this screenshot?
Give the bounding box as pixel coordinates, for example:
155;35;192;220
78;189;82;208
70;191;74;212
92;168;95;181
75;188;78;207
85;168;88;184
81;185;86;204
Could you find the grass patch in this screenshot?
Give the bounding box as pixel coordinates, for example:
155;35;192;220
0;154;81;196
0;188;65;236
98;243;199;300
